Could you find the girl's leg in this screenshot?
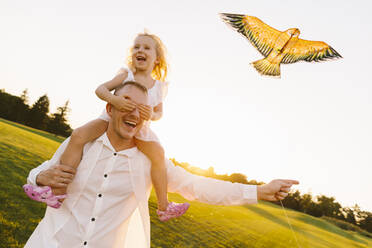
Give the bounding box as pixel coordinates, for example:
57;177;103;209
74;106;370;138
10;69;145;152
134;139;169;210
56;119;108;194
60;119;108;168
24;119;109;204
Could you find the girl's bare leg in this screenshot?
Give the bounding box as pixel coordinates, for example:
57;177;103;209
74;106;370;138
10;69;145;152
60;119;108;168
135;139;168;211
56;119;108;195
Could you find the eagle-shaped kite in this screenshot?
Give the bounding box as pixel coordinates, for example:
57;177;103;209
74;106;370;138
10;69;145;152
220;13;342;77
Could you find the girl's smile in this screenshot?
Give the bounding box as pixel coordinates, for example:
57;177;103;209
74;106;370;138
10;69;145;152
132;35;158;71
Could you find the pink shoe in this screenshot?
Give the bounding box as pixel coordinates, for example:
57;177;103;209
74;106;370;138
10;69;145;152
157;202;190;222
23;184;66;209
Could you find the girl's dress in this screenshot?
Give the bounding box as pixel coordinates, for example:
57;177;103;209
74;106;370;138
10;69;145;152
98;68;168;143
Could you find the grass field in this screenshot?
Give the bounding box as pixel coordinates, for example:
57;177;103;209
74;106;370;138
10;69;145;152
1;118;371;248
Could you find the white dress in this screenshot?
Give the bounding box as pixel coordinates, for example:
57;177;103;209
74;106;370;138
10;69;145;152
98;68;168;143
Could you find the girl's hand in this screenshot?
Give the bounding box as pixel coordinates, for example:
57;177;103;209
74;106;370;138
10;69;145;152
138;104;153;121
111;95;136;112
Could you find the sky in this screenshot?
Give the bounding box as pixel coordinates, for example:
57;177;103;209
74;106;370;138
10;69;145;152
1;0;371;211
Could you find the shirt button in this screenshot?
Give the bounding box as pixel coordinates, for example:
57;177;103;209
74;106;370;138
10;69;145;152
104;174;108;178
83;241;87;245
114;152;117;156
98;194;102;197
91;217;95;222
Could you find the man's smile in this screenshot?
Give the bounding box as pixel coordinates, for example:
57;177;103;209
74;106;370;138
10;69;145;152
124;120;137;128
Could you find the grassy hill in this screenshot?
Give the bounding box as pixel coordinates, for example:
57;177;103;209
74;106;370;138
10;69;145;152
1;118;371;248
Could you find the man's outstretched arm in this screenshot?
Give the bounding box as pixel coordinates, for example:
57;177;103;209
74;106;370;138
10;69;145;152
166;160;298;205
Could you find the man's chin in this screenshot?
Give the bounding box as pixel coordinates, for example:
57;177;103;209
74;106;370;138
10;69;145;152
118;126;138;140
116;131;135;140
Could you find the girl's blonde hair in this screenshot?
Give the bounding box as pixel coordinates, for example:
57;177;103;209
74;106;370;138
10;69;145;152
127;32;169;82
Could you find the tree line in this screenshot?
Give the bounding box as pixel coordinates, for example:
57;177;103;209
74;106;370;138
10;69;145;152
0;89;72;137
171;158;372;235
280;190;372;235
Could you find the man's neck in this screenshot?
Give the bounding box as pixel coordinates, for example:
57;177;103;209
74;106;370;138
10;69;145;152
106;129;136;152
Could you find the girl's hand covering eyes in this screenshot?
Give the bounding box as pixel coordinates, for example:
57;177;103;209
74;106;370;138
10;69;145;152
112;95;136;112
138;104;153;121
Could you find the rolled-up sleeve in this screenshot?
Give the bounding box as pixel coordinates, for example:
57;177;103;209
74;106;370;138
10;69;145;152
27;160;52;186
166;159;257;205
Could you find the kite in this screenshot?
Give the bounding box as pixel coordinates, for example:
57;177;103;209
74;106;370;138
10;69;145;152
220;13;342;77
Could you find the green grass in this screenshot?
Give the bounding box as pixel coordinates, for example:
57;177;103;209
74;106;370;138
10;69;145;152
1;118;371;248
0;118;63;247
0;118;66;143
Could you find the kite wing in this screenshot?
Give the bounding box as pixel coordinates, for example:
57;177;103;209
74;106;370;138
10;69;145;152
281;38;342;64
220;13;283;57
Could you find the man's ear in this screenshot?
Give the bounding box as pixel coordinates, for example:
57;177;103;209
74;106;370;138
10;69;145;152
106;103;113;118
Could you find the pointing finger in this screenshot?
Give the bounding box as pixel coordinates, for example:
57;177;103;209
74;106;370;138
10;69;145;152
284;180;299;185
279;180;299;187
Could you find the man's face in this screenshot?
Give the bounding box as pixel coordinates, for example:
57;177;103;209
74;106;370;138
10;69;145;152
106;85;148;140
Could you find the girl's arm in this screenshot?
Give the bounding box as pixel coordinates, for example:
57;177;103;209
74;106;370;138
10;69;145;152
151;103;163;121
95;70;136;111
138;102;163;122
141;81;166;121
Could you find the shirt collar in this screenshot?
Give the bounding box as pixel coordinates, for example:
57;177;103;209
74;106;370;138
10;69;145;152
97;133;139;158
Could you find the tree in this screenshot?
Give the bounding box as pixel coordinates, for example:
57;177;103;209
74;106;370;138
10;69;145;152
359;211;372;233
316;195;343;219
20;88;29;105
47;100;72;136
27;94;50;129
282;190;302;211
229;173;249;184
57;100;70;120
298;193;322;217
0;90;29;124
247;179;264;185
206;166;215;177
341;206;358;225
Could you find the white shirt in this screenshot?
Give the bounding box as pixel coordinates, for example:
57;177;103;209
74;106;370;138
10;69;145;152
25;133;257;248
55;135;137;247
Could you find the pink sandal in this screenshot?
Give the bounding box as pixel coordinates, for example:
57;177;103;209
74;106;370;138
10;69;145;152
23;184;66;209
156;202;190;222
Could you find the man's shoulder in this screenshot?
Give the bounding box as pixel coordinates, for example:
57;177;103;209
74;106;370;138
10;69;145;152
80;138;104;157
82;141;96;154
132;149;151;164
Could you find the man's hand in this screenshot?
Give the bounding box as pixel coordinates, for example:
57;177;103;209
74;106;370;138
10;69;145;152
36;164;76;196
138;104;153;121
257;179;299;201
111;95;136;112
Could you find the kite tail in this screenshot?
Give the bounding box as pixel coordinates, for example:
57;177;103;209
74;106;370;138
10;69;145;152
251;58;281;77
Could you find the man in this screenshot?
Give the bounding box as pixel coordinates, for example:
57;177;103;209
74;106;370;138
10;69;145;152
25;81;299;248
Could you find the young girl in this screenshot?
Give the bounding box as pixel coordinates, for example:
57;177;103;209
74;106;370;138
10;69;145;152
25;32;189;221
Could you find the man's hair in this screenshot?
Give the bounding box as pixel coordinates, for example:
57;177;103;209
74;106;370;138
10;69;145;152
113;81;148;96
